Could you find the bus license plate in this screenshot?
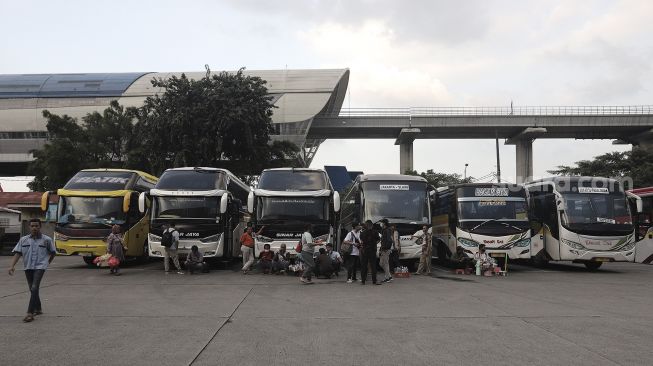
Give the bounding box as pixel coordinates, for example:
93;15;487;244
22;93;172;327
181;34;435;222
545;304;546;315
490;253;505;258
79;252;93;257
594;258;611;262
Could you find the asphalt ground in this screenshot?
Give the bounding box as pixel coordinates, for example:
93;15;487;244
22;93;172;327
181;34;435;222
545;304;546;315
1;256;652;366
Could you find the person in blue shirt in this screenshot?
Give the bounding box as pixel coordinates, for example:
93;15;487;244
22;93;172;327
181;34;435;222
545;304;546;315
7;218;56;323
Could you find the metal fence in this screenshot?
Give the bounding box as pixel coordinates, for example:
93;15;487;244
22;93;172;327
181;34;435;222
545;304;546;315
330;105;653;117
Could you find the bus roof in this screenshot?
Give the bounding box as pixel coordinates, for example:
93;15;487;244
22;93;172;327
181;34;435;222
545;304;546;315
81;168;158;183
526;176;621;185
357;174;427;183
262;167;326;173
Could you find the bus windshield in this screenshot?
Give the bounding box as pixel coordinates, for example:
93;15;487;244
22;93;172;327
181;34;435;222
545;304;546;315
153;196;219;219
258;170;328;191
156;170;226;190
458;198;529;221
561;193;632;227
257;197;328;222
361;182;429;224
58;196;126;225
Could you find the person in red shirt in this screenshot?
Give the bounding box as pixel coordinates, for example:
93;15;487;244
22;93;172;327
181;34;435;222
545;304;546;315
240;227;256;274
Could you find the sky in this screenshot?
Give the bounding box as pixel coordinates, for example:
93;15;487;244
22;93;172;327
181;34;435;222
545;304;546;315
2;0;652;190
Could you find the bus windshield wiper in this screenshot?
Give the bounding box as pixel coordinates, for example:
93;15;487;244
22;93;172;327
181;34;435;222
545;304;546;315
385;216;407;219
470;218;500;232
497;221;525;232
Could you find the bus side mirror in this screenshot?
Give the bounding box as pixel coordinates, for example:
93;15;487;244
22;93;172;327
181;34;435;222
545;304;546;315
40;191;51;212
220;194;229;214
138;192;147;214
247;191;254;214
333;191;341;213
123;194;131;213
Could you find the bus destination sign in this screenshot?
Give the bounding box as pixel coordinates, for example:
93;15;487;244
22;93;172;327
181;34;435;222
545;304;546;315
380;185;409;191
475;188;509;197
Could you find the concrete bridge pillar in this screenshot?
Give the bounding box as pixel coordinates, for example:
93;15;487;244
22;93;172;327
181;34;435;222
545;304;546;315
394;128;421;174
515;139;534;183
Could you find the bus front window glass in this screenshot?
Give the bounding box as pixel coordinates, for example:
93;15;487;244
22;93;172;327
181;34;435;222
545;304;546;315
362;183;429;224
457;200;528;221
257;197;328;221
561;193;631;226
58;197;126;224
153;197;219;219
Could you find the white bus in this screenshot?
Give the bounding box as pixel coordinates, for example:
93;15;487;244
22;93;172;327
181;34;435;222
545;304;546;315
431;183;531;262
338;174;431;268
139;167;250;261
628;187;653;264
525;177;636;270
247;168;340;256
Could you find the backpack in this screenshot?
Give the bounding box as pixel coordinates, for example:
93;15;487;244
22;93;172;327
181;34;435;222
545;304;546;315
161;229;176;248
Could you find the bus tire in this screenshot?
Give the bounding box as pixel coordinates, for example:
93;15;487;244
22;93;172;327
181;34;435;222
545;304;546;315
83;256;96;266
436;241;450;262
532;251;549;268
583;261;602;271
138;241;150;264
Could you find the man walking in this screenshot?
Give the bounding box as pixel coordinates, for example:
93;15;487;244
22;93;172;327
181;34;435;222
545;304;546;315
379;219;393;283
7;219;56;323
413;225;432;275
162;222;183;274
359;220;381;285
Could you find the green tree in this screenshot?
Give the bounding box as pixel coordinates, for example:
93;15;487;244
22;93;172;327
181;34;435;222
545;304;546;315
547;147;653;188
132;68;298;177
405;169;473;188
27;101;138;191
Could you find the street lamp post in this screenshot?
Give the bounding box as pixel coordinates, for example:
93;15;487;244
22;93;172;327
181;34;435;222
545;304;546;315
464;163;469;182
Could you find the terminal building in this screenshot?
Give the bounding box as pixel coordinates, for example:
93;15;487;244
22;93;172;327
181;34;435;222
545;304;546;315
0;69;349;175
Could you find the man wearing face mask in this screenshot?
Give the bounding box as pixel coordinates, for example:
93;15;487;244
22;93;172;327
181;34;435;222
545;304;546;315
378;218;393;283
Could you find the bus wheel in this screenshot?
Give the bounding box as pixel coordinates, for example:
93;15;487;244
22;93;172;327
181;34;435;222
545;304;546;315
83;256;96;266
138;241;150;264
584;261;602;271
436;242;450;262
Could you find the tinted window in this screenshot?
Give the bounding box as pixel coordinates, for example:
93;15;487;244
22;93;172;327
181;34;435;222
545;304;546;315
153;197;219;219
361;181;429;224
257;197;328;221
258;170;328;191
64;171;134;190
156;170;227;190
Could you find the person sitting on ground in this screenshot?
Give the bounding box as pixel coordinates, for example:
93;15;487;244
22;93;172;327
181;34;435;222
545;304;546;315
185;245;208;274
473;244;497;273
451;246;473;271
325;243;344;277
272;243;290;274
257;243;274;274
316;247;335;278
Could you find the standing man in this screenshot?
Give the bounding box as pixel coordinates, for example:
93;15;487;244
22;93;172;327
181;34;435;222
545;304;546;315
390;223;400;272
359;220;381;285
239;226;256;274
413;225;432;275
163;222;183;274
7;219;56;323
343;223;362;283
379;219;393;283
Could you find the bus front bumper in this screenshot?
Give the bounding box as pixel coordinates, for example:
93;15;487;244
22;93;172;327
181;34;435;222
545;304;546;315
55;239;107;257
563;248;636;263
148;234;224;258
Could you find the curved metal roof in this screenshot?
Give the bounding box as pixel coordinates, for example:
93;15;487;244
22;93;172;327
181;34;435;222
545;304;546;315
0;73;149;98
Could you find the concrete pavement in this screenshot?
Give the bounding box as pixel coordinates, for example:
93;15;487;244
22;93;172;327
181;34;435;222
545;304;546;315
1;256;652;366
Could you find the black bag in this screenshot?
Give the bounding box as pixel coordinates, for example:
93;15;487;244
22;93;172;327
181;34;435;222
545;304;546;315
340;231;355;255
161;229;176;248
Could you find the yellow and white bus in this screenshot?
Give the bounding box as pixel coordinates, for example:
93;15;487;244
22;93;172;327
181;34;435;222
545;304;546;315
42;169;158;265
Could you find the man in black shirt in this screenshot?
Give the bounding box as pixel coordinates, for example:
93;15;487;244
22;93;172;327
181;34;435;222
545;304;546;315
359;220;381;285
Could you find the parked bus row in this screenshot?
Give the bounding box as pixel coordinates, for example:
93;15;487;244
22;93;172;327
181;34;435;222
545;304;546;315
41;168;653;270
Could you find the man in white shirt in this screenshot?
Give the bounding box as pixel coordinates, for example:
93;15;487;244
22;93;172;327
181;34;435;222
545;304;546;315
343;223;362;283
412;225;432;275
325;243;344;276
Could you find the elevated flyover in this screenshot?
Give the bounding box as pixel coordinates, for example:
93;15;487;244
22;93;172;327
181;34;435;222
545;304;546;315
310;106;653;182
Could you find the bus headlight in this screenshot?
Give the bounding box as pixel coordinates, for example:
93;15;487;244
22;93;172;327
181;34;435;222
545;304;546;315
617;240;637;251
256;235;274;243
148;233;161;242
561;238;585;250
200;234;221;243
54;232;69;241
513;238;531;247
314;234;330;243
457;237;479;247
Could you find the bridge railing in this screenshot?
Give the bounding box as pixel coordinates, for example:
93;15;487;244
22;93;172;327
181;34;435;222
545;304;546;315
330;105;653;117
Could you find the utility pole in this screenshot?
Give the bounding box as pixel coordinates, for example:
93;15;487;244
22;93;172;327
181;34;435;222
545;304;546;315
495;130;501;183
